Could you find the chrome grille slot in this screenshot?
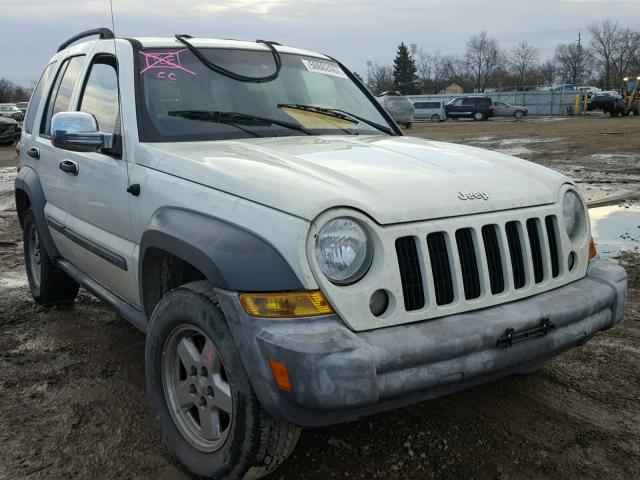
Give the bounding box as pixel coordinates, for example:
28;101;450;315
426;232;454;306
505;221;526;289
395;236;425;311
455;228;481;300
481;224;505;294
526;218;544;283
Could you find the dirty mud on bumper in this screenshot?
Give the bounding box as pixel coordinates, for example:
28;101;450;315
216;259;627;427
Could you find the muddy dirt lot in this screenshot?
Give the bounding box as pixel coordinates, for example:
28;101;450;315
1;115;639;480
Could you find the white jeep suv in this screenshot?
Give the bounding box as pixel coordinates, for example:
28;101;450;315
15;28;627;479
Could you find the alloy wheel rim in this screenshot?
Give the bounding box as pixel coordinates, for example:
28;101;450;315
28;224;41;289
162;325;233;452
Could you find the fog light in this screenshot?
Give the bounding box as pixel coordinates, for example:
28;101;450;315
370;290;389;317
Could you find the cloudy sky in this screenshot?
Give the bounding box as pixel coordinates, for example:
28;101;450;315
3;0;640;86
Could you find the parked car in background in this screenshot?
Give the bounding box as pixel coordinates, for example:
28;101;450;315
493;101;528;119
376;91;415;128
0;117;21;145
0;104;24;121
550;84;577;91
445;96;495;121
15;102;29;114
590;90;628;117
413;100;446;123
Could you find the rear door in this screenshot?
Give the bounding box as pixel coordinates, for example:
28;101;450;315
33;55;86;242
461;97;475;117
57;52;139;306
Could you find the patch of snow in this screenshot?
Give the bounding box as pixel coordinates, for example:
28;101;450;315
0;271;28;291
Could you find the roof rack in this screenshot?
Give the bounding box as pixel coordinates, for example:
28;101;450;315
57;28;115;53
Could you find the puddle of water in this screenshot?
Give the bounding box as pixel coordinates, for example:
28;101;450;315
0;271;28;290
590;202;640;258
494;146;533;156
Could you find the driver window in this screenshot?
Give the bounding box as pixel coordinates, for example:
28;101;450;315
79;56;120;135
452;98;463;106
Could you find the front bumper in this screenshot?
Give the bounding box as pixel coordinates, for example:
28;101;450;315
217;259;626;427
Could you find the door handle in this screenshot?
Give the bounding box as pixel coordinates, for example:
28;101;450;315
27;147;40;159
59;160;79;176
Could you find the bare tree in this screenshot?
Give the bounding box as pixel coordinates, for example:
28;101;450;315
464;31;505;92
510;41;538;87
0;79;31;103
554;35;591;84
539;60;556;86
366;63;394;95
589;20;622;88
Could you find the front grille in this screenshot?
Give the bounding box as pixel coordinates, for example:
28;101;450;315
395;214;564;314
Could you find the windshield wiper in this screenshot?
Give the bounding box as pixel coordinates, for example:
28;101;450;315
277;104;393;135
168;110;311;136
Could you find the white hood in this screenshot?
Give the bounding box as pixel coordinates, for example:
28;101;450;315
136;135;570;225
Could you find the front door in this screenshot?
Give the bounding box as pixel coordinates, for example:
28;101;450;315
58;54;139;306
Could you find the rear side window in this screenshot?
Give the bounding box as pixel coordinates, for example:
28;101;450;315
23;62;57;134
79;57;119;134
462;98;475;106
40;55;85;136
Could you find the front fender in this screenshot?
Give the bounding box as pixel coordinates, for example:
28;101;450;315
139;207;304;312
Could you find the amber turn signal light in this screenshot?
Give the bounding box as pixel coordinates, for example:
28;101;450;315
268;359;292;391
239;290;333;318
589;237;597;260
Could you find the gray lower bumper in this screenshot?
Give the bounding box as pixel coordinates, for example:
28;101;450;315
217;259;627;427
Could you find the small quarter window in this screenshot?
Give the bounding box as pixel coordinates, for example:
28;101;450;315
40;55;85;136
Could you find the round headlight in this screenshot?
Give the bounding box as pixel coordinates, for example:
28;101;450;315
562;190;584;239
315;218;372;285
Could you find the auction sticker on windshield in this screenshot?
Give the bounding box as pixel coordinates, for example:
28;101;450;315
301;59;348;79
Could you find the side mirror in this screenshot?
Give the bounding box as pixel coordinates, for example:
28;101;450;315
51;111;113;152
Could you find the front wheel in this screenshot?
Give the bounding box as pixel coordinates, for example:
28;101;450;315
473;111;485;121
404;122;412;129
514;110;524;119
430;114;441;123
146;281;300;480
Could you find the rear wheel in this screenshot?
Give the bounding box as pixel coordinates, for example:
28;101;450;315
23;209;79;305
146;281;300;480
430;114;441;123
473;111;485;121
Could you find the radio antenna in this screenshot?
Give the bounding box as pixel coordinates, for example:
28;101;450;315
108;0;133;191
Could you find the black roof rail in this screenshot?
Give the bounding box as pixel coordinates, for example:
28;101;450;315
57;28;115;53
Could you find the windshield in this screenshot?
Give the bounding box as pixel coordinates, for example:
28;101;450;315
137;47;393;142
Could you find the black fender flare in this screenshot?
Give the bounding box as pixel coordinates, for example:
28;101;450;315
139;207;304;315
14;166;60;258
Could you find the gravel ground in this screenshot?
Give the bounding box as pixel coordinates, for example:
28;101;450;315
0;115;639;480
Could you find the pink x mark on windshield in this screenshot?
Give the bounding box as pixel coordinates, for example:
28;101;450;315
139;49;196;75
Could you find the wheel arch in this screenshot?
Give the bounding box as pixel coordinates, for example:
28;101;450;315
139;208;304;318
14;166;59;258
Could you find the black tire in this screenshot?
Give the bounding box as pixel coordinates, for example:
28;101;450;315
146;281;300;480
430;114;441;123
23;209;79;305
610;111;619;117
404;122;412;129
473;111;485;121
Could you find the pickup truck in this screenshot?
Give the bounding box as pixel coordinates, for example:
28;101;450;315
15;28;627;479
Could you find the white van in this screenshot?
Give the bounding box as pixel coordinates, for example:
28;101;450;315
413;100;446;123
